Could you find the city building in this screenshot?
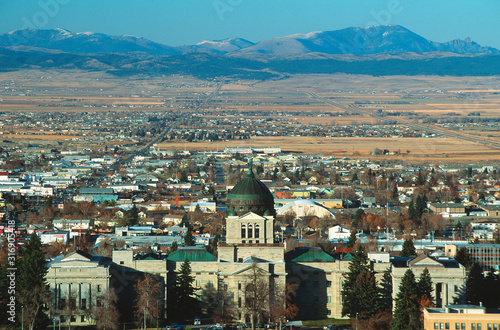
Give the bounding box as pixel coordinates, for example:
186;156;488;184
423;305;500;330
445;244;500;271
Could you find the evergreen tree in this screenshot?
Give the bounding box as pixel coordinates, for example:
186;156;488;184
351;172;359;183
417;268;434;304
483;269;500;308
392;185;398;200
408;200;417;221
346;229;357;248
416;171;426;185
169;259;198;322
341;245;374;318
183;230;195;246
17;234;50;330
415;195;427;218
126;204;139;226
400;239;416;257
466;262;484;305
352;209;365;229
170;241;178;252
379;269;393;312
454;247;471;269
355;271;381;319
0;262;9;327
390;269;421;330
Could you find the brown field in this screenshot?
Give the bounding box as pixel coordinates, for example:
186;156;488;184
2;69;500;164
159;136;500;164
0;134;78;140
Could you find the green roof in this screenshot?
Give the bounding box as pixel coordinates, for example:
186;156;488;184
226;161;275;216
342;252;354;261
285;247;336;262
167;247;216;262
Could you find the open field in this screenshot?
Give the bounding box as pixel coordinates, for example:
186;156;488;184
159;136;500;164
1;69;500;164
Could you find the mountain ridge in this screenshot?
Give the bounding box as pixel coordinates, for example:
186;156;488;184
0;25;498;56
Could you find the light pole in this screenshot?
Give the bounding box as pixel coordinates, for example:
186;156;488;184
157;297;167;330
21;305;24;330
355;312;358;330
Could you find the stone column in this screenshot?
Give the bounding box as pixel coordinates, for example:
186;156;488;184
78;283;82;309
88;284;92;309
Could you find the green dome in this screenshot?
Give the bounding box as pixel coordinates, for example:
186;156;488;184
226;163;275;217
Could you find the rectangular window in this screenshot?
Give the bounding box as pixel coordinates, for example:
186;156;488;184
196;279;201;288
238;297;241;308
208;280;214;287
488;324;492;330
493;324;498;330
97;285;102;293
327;295;332;304
96;298;102;308
435;323;439;330
472;324;476;330
238;283;241;290
446;323;450;330
327;309;331;316
241;225;246;238
462;323;466;330
255;226;260;238
478;324;482;330
441;323;444;329
81;299;86;310
248;227;253;238
456;324;460;330
81;315;85;322
326;281;332;287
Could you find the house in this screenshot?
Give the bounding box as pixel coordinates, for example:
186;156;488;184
428;203;466;217
328;225;351;240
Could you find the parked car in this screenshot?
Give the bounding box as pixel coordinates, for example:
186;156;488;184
323;325;338;330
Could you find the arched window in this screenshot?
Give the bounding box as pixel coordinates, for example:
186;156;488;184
255;224;260;238
241;224;246;238
248;224;253;238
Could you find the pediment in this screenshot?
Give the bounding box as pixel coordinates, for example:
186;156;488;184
409;255;443;268
61;250;92;262
237;212;267;221
231;263;272;276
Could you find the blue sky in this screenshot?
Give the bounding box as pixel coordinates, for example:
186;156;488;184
1;0;499;48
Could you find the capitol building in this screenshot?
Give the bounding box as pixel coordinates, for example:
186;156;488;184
46;164;467;325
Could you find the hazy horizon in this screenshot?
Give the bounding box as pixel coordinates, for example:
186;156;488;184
1;0;499;48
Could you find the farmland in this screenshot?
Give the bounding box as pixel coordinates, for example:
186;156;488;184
1;69;500;164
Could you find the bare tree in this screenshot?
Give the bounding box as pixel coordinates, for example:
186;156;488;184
244;263;270;330
18;285;51;330
91;288;120;330
134;274;163;329
269;282;299;329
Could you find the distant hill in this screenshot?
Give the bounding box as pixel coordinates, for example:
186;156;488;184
239;25;500;55
1;26;500;80
0;28;180;55
0;26;498;56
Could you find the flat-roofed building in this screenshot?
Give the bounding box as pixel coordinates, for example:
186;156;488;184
445;244;500;271
423;305;500;330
